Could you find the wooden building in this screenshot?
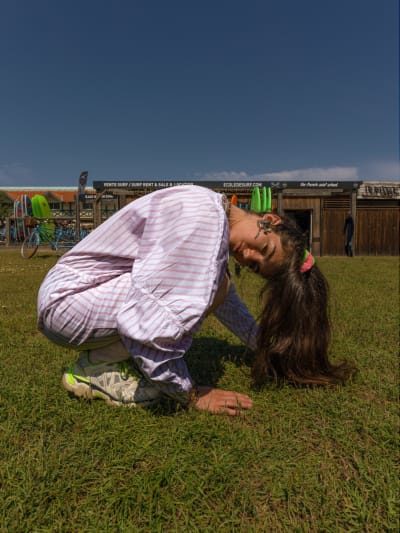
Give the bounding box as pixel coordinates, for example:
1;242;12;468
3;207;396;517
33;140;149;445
91;179;399;256
355;182;399;256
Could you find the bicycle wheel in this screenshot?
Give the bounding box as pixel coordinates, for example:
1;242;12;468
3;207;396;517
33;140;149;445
21;231;40;258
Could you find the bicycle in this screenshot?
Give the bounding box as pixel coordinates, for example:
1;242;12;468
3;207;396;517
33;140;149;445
21;217;84;259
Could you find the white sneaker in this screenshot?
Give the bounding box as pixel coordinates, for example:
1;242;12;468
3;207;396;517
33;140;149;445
62;351;162;407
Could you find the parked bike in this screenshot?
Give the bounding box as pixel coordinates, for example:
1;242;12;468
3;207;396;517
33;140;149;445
21;217;86;258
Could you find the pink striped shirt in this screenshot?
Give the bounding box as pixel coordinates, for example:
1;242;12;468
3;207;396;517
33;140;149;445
38;185;258;403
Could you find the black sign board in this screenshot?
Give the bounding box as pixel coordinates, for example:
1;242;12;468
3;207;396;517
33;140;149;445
93;180;361;191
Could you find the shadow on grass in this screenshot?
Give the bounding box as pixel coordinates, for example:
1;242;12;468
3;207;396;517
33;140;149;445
24;253;59;260
186;336;253;385
146;337;254;417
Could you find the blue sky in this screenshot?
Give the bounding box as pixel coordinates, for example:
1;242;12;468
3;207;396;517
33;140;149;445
0;0;398;186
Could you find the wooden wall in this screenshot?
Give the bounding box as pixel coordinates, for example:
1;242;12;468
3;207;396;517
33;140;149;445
321;201;399;256
321;209;349;256
356;207;399;255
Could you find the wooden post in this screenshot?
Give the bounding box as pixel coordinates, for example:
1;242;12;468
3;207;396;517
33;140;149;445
76;171;88;237
277;191;283;215
94;192;102;228
5;217;10;246
351;189;357;256
75;194;81;239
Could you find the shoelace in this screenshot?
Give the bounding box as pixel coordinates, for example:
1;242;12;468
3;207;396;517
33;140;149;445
118;360;141;381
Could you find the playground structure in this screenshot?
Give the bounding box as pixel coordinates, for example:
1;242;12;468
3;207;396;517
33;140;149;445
12;193;87;258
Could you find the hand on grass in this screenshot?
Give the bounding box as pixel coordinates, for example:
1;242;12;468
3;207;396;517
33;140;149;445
193;386;252;416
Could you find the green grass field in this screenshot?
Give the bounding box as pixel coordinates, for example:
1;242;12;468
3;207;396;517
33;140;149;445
0;249;398;532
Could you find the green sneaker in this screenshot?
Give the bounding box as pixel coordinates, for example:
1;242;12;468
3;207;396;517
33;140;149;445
62;351;162;407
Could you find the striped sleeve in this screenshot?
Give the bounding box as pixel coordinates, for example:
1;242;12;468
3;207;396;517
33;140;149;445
213;283;258;351
121;337;195;404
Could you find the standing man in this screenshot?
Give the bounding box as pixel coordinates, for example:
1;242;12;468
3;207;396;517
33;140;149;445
344;212;354;257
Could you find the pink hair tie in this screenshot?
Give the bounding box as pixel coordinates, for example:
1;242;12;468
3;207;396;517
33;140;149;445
300;250;315;273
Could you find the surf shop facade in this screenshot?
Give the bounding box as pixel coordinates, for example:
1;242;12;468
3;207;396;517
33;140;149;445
2;181;398;255
91;180;399;257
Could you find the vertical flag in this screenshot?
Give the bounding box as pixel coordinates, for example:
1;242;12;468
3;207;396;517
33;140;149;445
78;171;88;201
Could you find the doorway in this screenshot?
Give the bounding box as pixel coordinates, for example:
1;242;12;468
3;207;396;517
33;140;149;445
283;210;313;251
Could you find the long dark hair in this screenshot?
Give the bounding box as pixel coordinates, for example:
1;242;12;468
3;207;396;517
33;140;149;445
252;215;356;386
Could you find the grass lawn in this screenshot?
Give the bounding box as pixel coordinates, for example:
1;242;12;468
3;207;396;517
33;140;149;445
0;248;398;532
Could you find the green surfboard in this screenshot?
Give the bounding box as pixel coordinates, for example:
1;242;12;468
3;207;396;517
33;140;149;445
261;187;267;212
32;194;55;237
261;186;272;212
250;187;261;212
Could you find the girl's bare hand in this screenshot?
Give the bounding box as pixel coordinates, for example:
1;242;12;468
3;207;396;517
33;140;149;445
193;386;252;416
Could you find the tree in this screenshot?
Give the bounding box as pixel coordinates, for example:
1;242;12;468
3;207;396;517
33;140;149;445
0;192;13;219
